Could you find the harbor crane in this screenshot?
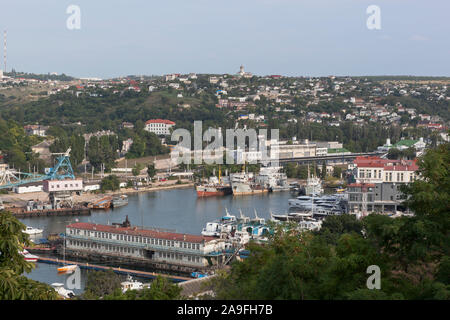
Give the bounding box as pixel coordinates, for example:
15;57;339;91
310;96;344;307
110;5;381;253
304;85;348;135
0;148;75;190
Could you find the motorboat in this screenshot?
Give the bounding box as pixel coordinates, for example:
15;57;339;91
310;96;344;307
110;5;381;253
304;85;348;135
51;283;75;299
121;275;144;293
23;226;43;235
201;209;237;237
20;250;39;263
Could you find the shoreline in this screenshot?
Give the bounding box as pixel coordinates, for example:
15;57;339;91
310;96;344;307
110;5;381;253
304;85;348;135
1;181;195;208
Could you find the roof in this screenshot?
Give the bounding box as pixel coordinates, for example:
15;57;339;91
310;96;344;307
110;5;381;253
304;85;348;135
393;139;418;147
354;156;418;171
66;222;216;244
145;119;175;125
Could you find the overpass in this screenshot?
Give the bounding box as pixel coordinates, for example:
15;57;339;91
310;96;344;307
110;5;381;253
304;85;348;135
278;151;386;165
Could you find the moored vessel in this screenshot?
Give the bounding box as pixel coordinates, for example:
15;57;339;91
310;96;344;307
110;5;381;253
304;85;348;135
196;166;232;197
112;195;129;208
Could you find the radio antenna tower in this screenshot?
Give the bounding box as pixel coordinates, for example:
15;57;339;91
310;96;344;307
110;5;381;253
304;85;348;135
3;30;6;72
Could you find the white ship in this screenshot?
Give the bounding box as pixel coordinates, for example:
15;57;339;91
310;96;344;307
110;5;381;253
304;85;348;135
302;165;323;196
23;226;44;235
121;275;144;293
230;172;267;196
256;166;289;192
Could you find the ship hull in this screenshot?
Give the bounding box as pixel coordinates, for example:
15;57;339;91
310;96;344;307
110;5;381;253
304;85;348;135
196;185;232;197
231;182;268;196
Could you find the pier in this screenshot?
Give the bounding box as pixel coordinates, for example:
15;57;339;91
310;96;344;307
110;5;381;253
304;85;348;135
37;256;191;283
12;207;91;218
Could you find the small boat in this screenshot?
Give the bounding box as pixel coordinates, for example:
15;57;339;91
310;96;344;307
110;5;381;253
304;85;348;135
57;232;77;274
57;264;78;273
121;275;144;293
191;272;208;278
51;283;75;299
23;226;43;235
112;195;128;208
20;250;39;263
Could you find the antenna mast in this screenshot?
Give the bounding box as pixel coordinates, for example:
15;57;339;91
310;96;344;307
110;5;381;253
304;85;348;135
3;30;6;72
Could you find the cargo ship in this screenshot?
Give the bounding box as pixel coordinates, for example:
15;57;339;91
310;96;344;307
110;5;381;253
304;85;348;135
196;166;232;197
230;171;268;196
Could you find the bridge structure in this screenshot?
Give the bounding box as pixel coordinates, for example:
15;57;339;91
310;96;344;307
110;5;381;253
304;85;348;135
0;148;75;190
278;151;387;165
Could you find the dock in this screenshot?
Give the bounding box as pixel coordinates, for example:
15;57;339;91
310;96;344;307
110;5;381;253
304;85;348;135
12;207;91;218
37;256;191;283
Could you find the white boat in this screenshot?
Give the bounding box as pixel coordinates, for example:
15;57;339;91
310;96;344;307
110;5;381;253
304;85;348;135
121;275;144;293
201;222;222;237
112;195;129;208
51;283;75;299
20;250;39;263
201;209;237;237
256;166;289;191
23;226;43;235
303;165;323;196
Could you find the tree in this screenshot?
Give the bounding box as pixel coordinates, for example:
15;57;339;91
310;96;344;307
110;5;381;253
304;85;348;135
81;269;122;299
100;175;120;192
0;211;58;299
321;162;327;179
147;164;156;180
332;166;343;178
210;144;450;300
132;163;143;176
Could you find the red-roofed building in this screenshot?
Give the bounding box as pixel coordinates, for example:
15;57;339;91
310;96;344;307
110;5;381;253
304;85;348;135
144;119;176;135
352;156;418;184
348;156;420;215
65;220;226;270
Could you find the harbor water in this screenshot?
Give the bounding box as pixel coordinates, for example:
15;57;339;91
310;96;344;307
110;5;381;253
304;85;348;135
22;187;295;293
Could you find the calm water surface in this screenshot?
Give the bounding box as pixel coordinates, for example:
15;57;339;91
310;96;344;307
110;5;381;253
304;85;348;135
22;187;294;293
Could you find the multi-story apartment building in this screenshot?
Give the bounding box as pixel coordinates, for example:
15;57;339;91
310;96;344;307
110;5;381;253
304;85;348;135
351;156;419;184
348;156;419;214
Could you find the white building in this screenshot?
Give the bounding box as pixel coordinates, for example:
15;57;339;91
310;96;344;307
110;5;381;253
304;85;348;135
144;119;175;136
353;156;419;184
13;182;43;194
43;179;83;192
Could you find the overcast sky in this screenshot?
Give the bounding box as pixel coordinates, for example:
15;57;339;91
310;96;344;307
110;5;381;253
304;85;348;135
0;0;449;78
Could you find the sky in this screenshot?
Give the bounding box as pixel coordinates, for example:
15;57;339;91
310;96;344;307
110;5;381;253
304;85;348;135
0;0;449;79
